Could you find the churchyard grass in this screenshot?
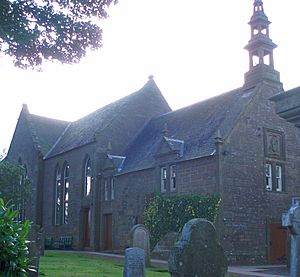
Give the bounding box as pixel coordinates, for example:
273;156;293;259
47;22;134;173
39;251;238;277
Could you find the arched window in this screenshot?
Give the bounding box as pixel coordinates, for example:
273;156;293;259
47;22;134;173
84;157;92;196
17;158;26;222
63;164;70;224
54;165;62;225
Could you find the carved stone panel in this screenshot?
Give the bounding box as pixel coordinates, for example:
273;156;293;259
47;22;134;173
264;129;284;159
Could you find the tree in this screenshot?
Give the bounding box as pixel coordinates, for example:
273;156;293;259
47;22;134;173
0;161;31;221
0;0;117;69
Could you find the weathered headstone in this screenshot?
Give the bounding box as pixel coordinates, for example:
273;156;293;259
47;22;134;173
282;197;300;277
129;224;151;266
168;218;227;277
123;247;146;277
27;225;43;277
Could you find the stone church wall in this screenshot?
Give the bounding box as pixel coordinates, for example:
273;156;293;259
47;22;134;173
220;84;300;264
43;143;98;249
6;114;41;224
108;155;217;251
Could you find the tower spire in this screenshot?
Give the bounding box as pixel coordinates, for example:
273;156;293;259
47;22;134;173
244;0;282;89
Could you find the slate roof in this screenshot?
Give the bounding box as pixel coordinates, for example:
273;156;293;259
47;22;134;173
45;78;171;159
121;86;257;173
26;112;70;156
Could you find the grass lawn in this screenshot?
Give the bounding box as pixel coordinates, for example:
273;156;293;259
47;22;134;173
39;251;238;277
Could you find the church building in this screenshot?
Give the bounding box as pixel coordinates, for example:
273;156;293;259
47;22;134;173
6;0;300;264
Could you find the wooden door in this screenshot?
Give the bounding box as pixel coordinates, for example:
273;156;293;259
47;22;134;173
269;223;287;264
83;208;91;247
104;214;112;250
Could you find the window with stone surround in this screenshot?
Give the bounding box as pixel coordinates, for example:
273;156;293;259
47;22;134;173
63;163;70;224
275;165;283;192
264;129;285;193
161;167;167;193
83;157;92;196
111;178;115;200
265;162;284;192
265;163;272;191
170;165;176;192
17;158;27;222
104;178;108;201
54;165;62;225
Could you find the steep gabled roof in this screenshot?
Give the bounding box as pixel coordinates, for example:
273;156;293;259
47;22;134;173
7;104;70;157
27;113;70;155
45;78;171;158
122;86;257;173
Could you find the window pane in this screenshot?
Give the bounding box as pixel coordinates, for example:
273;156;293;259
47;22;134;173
84;158;92;196
104;179;108;201
170;165;176;192
161;167;167;192
265;164;272;191
276;165;282;192
111;178;115;200
63;164;70;224
55;167;62;225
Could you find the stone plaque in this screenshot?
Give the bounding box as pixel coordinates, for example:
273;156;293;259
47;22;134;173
123;247;145;277
265;129;284;159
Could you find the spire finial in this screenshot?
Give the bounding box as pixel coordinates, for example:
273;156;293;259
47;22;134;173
253;0;264;13
22;103;29;113
148;74;154;80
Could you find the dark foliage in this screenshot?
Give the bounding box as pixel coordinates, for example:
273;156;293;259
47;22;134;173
144;193;221;249
0;0;117;69
0;198;31;276
0;161;31;221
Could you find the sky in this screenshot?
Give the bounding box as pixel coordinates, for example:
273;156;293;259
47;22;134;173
1;0;300;154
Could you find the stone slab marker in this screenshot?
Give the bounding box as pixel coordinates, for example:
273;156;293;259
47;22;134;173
129;224;151;266
123;247;146;277
168;218;227;277
282;197;300;277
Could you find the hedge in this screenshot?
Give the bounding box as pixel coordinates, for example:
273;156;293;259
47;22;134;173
144;193;221;249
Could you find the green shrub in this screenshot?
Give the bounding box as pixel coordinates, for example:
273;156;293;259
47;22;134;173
144;193;221;249
0;198;31;276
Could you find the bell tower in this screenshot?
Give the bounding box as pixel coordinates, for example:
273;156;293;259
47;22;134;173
244;0;282;89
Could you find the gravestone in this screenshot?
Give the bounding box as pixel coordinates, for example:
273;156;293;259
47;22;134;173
168;218;227;277
27;225;43;277
129;224;151;266
282;197;300;277
123;247;146;277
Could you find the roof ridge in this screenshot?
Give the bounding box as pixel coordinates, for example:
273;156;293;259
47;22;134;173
44;122;72;159
24;110;43;155
29;113;71;124
222;84;261;142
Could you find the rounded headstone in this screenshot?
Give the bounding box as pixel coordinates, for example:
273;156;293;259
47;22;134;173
168;218;227;277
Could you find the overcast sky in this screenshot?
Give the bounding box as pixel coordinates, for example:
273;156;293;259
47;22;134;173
1;0;300;154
